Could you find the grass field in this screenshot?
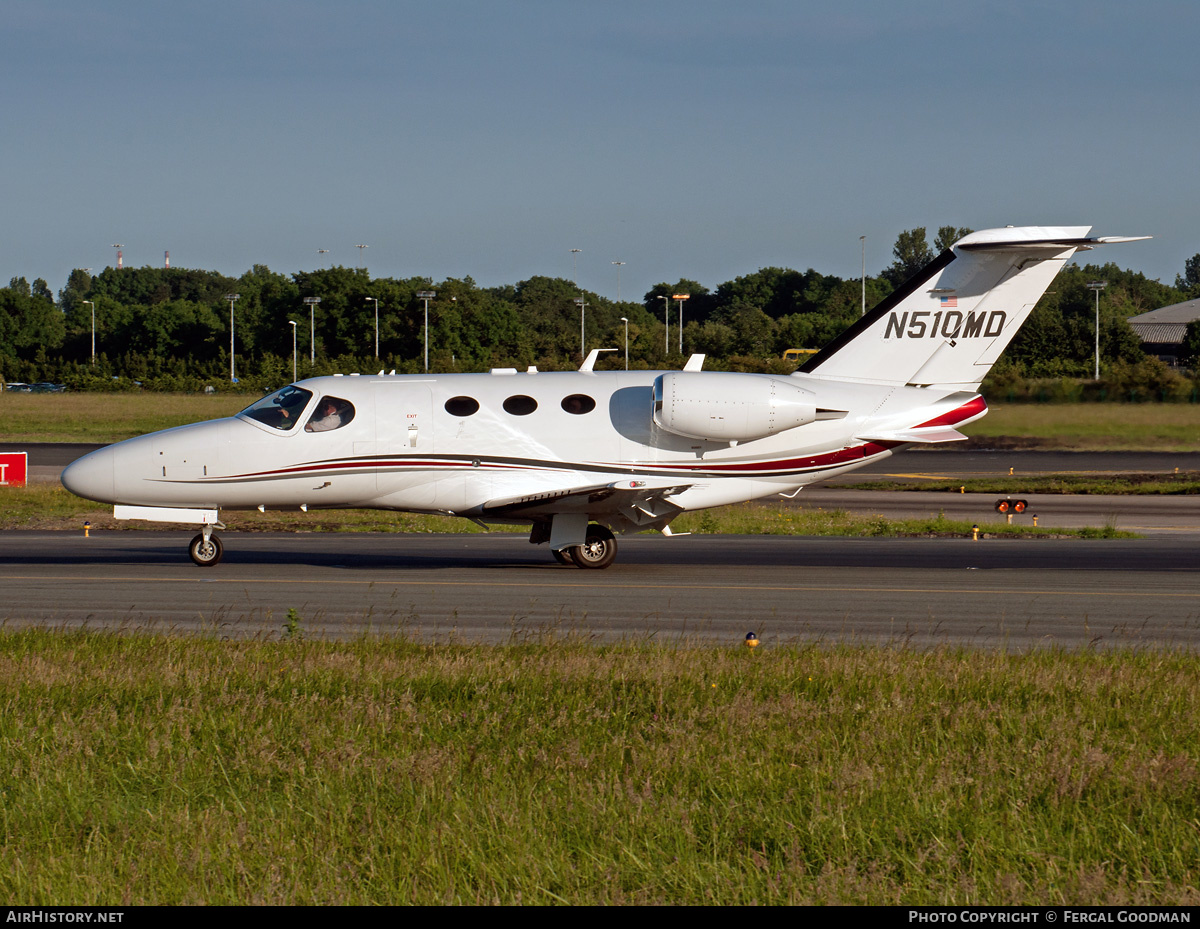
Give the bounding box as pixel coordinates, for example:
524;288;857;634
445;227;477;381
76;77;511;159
4;392;1200;449
961;402;1200;450
1;631;1196;905
0;392;247;442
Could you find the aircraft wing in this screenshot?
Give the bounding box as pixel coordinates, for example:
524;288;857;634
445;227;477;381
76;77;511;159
480;477;693;532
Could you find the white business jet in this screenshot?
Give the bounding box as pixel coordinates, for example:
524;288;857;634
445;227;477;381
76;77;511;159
62;226;1144;568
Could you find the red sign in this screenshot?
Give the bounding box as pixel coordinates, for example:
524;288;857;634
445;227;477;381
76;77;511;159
0;452;28;486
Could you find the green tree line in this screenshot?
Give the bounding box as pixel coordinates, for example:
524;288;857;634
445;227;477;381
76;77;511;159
0;227;1193;392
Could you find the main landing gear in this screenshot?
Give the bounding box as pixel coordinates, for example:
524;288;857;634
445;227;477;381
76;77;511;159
570;524;618;569
535;522;619;569
188;525;224;567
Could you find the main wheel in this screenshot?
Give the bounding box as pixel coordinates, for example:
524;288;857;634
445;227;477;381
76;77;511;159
552;547;576;565
571;525;617;570
188;533;224;567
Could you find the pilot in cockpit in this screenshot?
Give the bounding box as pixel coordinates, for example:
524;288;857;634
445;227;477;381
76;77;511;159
305;397;353;432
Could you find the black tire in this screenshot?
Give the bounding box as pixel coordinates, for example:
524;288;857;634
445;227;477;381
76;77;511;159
552;548;575;565
1013;499;1028;513
571;525;617;570
188;533;224;567
995;499;1010;513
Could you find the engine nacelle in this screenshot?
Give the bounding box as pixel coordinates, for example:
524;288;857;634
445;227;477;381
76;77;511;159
653;372;818;443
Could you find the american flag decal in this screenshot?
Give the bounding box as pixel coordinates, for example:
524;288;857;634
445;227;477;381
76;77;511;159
939;295;958;308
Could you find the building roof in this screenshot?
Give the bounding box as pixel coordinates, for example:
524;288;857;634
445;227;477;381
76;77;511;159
1128;299;1200;325
1130;322;1189;343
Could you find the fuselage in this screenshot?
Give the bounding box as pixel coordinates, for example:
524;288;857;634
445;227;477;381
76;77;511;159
61;368;982;521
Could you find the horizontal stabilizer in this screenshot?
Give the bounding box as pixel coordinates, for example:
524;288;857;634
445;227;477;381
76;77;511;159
957;232;1152;252
855;427;968;444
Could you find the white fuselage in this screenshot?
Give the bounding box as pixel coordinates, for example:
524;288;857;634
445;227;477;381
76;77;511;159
62;369;980;523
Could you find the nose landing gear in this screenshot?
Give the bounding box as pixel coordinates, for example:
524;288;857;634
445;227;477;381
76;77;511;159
188;524;224;567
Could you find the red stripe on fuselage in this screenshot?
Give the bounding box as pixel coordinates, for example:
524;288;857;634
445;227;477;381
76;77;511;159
208;441;896;484
915;395;987;429
636;442;895;473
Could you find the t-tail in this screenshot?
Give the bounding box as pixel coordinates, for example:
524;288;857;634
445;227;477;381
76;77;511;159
799;226;1148;391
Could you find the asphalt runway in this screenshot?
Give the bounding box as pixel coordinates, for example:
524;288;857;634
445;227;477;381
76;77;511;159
5;443;1199;650
801;487;1200;537
3;531;1198;651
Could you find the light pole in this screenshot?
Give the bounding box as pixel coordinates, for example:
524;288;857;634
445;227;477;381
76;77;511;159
416;291;436;372
356;244;369;267
612;261;625;302
620;317;629;370
574;297;589;357
225;293;240;382
82;300;95;363
366;296;379;358
304;296;321;366
1087;280;1108;380
569;248;581;286
289;320;298;382
317;249;330;265
111;244;123;269
673;293;690;354
860;235;866;316
658;294;670;355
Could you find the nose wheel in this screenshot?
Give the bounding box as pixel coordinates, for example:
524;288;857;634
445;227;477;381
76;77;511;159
188;529;224;567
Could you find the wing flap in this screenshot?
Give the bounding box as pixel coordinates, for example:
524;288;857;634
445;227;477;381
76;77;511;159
481;477;694;530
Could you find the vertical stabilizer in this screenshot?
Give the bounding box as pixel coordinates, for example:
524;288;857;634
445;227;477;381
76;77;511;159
799;226;1101;390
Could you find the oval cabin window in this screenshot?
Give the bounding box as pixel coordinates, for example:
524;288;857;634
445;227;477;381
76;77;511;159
560;394;596;415
502;395;538;416
444;396;480;417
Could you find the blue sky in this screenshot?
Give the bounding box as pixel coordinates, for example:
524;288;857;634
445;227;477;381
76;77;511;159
3;1;1196;301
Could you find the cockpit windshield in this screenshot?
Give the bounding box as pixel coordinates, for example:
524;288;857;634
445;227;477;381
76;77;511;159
239;385;313;431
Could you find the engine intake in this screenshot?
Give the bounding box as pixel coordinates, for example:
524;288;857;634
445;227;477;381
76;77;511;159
653;372;818;443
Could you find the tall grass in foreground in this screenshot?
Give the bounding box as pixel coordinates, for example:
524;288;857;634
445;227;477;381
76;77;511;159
1;631;1196;905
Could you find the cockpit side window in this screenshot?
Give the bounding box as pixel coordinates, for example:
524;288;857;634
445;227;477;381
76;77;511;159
305;396;355;433
239;386;313;431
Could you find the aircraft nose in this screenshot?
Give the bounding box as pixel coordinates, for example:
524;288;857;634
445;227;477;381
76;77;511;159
61;446;116;503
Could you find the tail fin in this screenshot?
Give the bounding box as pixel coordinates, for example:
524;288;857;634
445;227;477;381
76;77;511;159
798;225;1146;390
